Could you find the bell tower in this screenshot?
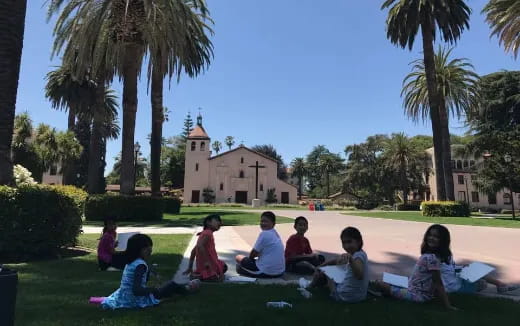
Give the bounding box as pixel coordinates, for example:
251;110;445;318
183;114;211;203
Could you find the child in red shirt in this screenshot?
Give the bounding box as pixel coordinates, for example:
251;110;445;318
184;214;227;282
285;216;325;274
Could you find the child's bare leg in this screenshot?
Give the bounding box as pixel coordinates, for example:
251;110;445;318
309;270;326;288
374;280;392;296
483;276;506;288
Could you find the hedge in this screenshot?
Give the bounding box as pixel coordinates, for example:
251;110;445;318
0;185;84;260
397;203;421;211
162;197;181;214
422;201;470;217
85;194;165;221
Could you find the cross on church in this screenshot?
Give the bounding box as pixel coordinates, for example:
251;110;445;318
248;161;265;199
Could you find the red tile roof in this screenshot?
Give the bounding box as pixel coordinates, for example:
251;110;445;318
188;125;209;139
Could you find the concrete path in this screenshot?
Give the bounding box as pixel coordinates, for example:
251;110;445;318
82;226;197;234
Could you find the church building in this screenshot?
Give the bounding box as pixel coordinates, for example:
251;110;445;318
183;115;297;205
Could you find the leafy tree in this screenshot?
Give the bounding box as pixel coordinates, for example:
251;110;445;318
106;150;149;187
382;0;471;201
225;136;235;150
12;113;44;181
161;136;186;189
319;153;344;197
0;0;27;185
290;157;306;199
483;0;520;58
251;144;288;180
410;135;433;151
212;141;222;155
305;145;331;192
402;46;479;201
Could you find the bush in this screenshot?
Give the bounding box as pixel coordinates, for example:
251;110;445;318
0;185;83;260
202;187;215;204
162;197;181;214
355;199;378;210
501;209;513;215
377;204;394;211
85;194;164;221
266;188;277;204
48;185;88;214
422;201;470;217
397;203;421;211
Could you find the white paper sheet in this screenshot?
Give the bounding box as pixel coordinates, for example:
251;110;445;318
116;232;139;251
319;265;347;283
383;272;409;288
459;262;495;283
226;276;257;283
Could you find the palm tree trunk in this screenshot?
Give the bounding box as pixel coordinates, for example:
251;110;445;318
298;177;302;200
87;77;106;194
67;108;76;131
62;103;78;185
421;17;446;201
0;0;27;185
326;171;330;198
120;44;141;196
439;100;455;201
150;66;163;197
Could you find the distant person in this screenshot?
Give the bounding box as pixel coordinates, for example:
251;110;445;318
285;216;325;274
375;224;457;310
307;227;369;303
97;219;127;271
101;234;200;310
184;214;227;282
235;211;285;278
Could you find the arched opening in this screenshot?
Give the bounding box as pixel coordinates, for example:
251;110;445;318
260;184;264;192
200;141;206;151
241;157;244;164
456;160;463;169
220;183;224;191
239;170;244;178
191;141;196;151
463;160;469;169
195;163;199;172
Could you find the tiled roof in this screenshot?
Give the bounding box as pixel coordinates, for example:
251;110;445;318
188;125;209;139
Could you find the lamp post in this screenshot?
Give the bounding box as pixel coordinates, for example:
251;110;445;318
134;142;141;188
504;154;515;219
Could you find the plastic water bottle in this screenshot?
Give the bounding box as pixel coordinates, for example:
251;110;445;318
266;301;292;309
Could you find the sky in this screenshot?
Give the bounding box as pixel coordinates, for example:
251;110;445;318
17;0;519;173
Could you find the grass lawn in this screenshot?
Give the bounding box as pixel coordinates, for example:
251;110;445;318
7;234;519;326
84;206;294;227
346;211;520;228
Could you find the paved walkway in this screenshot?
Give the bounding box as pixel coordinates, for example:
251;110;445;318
82;226;197;234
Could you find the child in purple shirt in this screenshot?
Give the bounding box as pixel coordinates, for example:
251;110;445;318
97;219;127;271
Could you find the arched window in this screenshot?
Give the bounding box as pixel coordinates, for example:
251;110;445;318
195;163;199;172
239;170;244;178
191;141;196;151
241;157;244;164
504;193;511;204
463;160;469;169
200;141;206;151
220;183;224;191
260;184;264;191
470;160;475;167
456;160;463;169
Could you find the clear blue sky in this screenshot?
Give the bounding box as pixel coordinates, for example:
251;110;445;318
17;0;518;173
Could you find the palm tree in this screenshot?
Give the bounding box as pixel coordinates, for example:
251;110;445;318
12;113;44;181
148;1;213;197
483;0;520;58
212;141;222;155
290;157;306;200
402;47;479;201
319;153;344;198
225;136;235;150
0;0;27;185
381;0;471;201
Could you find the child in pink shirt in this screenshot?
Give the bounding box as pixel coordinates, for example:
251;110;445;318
97;219;127;271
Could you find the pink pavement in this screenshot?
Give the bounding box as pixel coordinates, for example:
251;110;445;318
232;210;520;284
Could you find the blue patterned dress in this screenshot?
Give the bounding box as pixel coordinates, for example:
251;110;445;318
101;258;160;309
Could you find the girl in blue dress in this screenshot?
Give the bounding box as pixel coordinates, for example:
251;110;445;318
102;234;199;309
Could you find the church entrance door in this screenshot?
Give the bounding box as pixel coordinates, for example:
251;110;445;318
281;192;289;204
191;190;200;203
235;191;248;204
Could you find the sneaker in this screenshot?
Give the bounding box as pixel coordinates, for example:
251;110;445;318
497;285;519;294
186;279;201;292
299;277;311;289
106;267;120;272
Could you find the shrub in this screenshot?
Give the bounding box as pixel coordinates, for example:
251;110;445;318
85;194;164;221
0;185;83;260
422;201;470;217
13;164;36;186
397;203;421;211
320;199;333;206
162;197;181;214
335;199;356;207
48;185;88;214
265;188;277;204
501;209;513;215
202;187;215;204
355;199;378;210
377;204;394;211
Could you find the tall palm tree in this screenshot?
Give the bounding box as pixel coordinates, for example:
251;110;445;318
212;141;222;155
148;1;213;196
319;153;344;198
483;0;520;58
225;136;235;150
381;0;471;201
402;47;479;201
0;0;27;185
290;157;306;200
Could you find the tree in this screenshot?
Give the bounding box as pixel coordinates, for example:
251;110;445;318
225;136;235;150
212;141;222;155
148;3;213;197
182;112;194;141
319;153;344;198
161;136;186;189
382;0;471;201
290;157;306;199
106;151;149;187
0;0;27;185
305;145;331;193
12;113;44;181
402;46;479;201
251;144;288;180
483;0;520;58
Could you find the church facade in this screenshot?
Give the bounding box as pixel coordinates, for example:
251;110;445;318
183;117;297;205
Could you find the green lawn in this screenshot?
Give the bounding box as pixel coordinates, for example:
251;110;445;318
8;234;519;325
84;206;294;227
346;211;520;228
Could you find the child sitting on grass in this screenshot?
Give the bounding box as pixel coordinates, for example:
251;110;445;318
102;234;199;310
183;214;228;282
307;227;369;303
375;224;457;310
285;216;325;274
235;211;285;278
97;219;127;271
